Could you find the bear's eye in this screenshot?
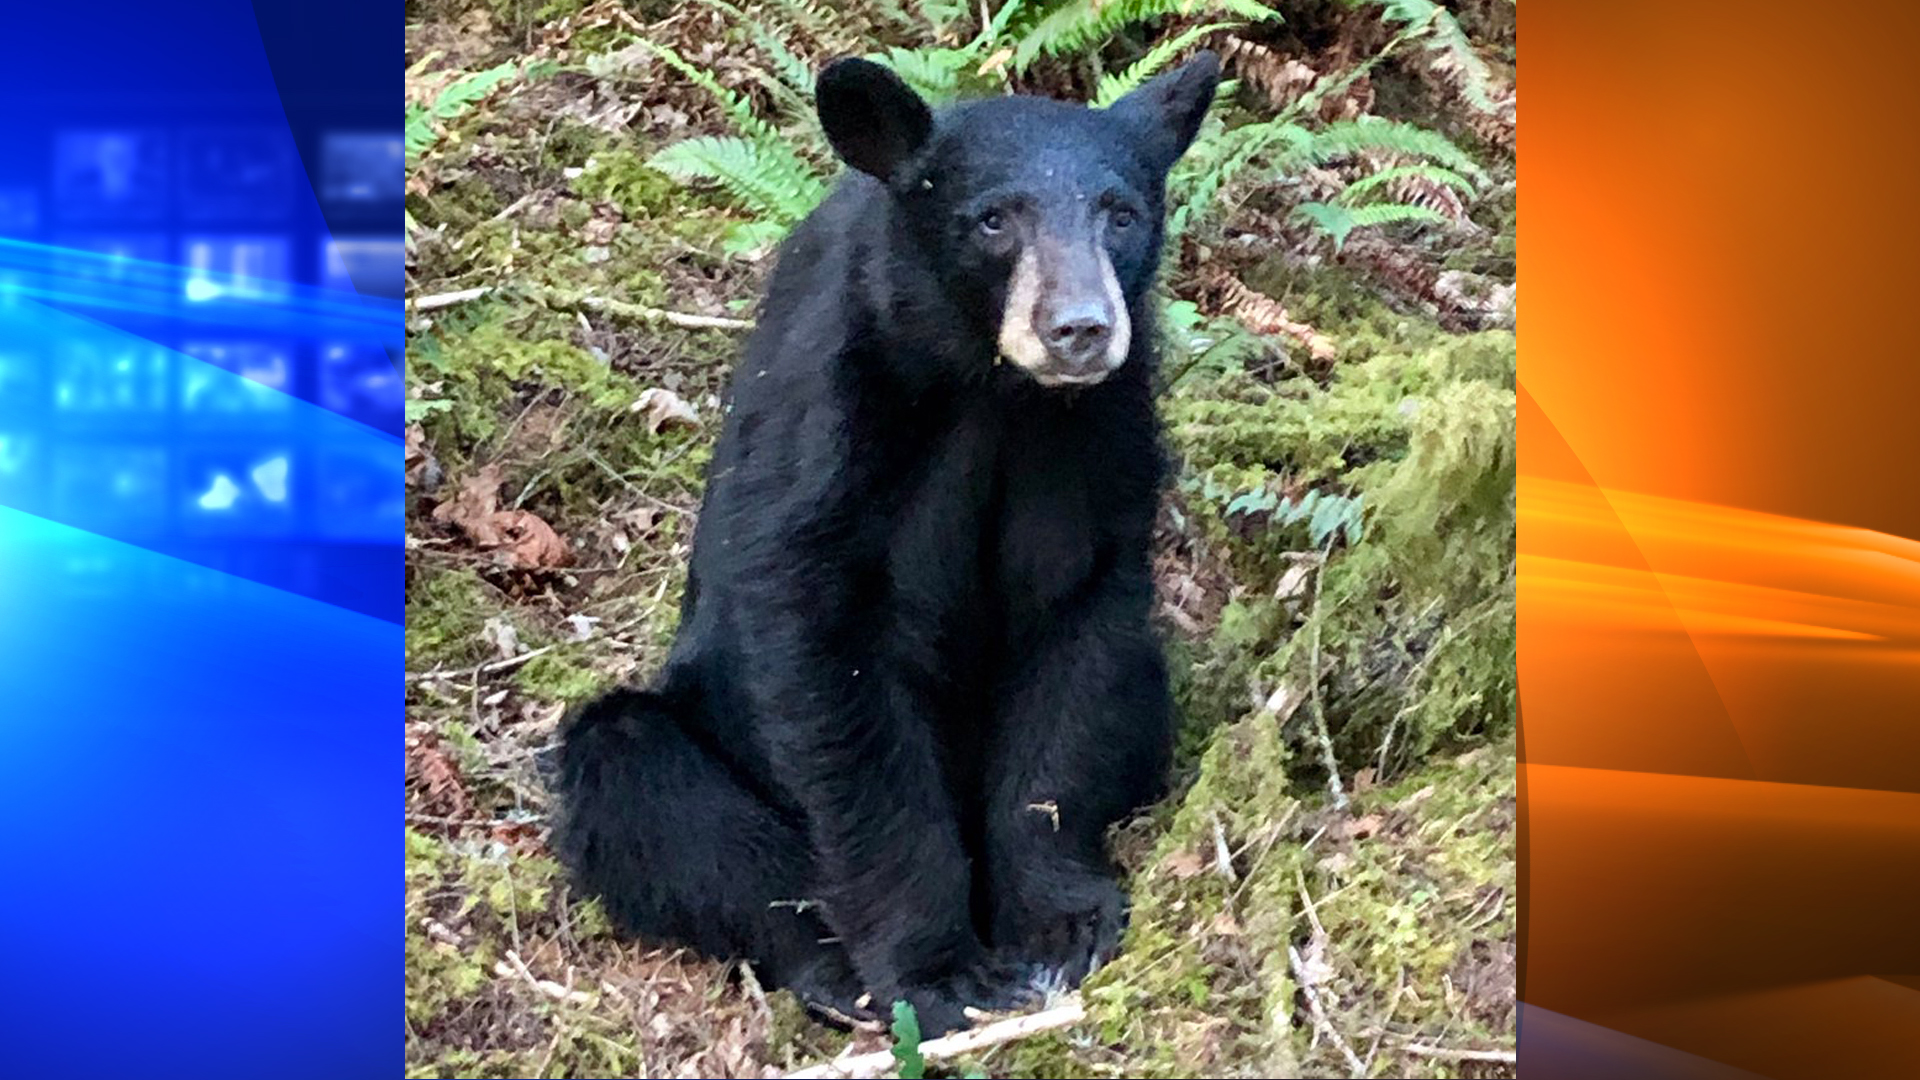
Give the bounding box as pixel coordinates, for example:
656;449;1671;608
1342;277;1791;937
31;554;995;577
979;210;1006;236
1110;207;1137;230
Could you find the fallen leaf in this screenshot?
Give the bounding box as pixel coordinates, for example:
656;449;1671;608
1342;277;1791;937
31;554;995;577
633;387;699;433
1161;849;1207;879
1338;813;1386;840
492;509;571;569
431;464;572;569
1210;912;1243;936
565;613;600;641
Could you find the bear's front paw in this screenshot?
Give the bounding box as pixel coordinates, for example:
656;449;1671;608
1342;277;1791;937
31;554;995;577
888;956;1040;1037
997;871;1129;988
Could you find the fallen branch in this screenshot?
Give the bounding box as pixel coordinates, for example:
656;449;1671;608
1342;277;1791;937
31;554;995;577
412;286;490;311
1397;1041;1516;1063
533;286;756;331
784;998;1086;1079
1288;945;1365;1077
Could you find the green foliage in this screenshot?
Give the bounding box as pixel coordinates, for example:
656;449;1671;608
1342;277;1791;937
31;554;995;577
890;1001;926;1079
1011;0;1280;73
1092;21;1235;107
1362;0;1506;114
1218;485;1366;547
1292;200;1447;252
406;59;558;166
649;135;828;226
639;39;831;238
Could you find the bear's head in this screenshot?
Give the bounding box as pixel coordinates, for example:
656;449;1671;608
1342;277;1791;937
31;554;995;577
816;52;1220;388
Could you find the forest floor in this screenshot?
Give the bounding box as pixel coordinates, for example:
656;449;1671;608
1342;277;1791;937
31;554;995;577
403;2;1517;1077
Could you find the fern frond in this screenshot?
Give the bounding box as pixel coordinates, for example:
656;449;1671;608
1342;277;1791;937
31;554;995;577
1168;116;1310;238
1368;0;1503;115
642;40;783;147
1093;22;1234;107
1012;0;1281;74
1345;202;1448;229
1294;199;1445;251
869;45;979;103
1297;118;1484;180
648;136;827;225
1336;163;1473;204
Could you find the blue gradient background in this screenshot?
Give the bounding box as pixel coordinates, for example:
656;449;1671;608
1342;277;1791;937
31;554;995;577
0;2;395;1076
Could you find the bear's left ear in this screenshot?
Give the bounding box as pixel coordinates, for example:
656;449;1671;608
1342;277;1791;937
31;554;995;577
817;58;934;184
1108;51;1222;173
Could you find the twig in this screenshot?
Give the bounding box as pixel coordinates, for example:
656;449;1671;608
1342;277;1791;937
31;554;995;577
1289;945;1366;1077
406;643;557;684
412;286;491;311
497;949;595;1006
1396;1042;1516;1063
783;998;1086;1079
534;285;756;330
1303;549;1348;809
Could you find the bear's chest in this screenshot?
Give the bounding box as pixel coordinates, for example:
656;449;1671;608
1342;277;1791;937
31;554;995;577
884;400;1104;642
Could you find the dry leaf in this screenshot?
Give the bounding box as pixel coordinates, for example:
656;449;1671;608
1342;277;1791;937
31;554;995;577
492;508;571;569
1217;274;1337;363
1161;849;1207;879
1352;766;1377;794
633;387;699;433
431;464;573;569
1338;813;1385;840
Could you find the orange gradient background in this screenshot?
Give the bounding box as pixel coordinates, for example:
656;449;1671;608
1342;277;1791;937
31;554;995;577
1522;1;1920;1076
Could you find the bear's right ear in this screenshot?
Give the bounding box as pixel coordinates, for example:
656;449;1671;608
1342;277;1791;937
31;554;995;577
816;58;933;184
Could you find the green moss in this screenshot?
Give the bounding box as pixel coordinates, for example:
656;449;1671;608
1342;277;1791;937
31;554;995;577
407;569;497;668
514;650;607;702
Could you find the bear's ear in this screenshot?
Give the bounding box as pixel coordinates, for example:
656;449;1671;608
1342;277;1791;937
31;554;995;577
1108;51;1222;173
817;58;934;184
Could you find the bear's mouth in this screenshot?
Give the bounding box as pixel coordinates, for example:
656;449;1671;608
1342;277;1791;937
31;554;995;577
1026;367;1111;388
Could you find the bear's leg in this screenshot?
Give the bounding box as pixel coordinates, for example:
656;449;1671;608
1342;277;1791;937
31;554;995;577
552;687;866;1019
982;581;1174;986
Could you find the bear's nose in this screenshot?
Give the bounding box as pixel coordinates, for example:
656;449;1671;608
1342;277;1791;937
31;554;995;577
1042;302;1113;364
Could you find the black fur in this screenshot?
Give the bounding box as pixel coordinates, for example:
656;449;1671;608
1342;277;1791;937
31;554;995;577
554;55;1220;1035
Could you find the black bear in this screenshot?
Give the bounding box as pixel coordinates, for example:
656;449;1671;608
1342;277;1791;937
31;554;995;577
554;52;1220;1035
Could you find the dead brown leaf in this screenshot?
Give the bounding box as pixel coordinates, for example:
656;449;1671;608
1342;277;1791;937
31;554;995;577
431;464;573;569
1161;849;1208;879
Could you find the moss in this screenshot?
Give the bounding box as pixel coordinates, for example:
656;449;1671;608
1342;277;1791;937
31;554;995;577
514;650;607;702
407;569;498;668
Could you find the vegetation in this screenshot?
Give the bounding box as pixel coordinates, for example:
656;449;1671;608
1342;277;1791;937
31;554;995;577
403;0;1516;1076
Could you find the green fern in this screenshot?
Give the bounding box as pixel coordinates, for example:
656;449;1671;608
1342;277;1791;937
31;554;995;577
648;136;828;226
406;60;556;166
1093;22;1234;107
1293;200;1447;252
1336;163;1474;205
642;39;785;147
869;45;988;103
1013;0;1280;73
1364;0;1505;115
1299;117;1485;180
